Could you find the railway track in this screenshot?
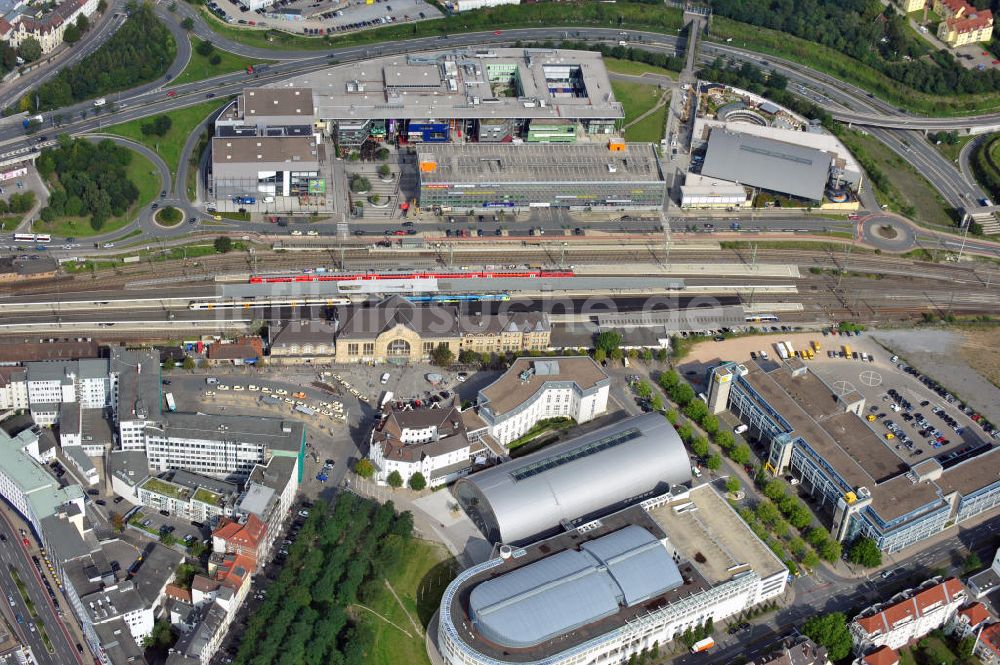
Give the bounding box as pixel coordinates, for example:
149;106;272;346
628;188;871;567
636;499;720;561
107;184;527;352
2;245;998;297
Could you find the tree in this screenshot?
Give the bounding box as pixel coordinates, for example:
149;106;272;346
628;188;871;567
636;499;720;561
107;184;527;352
691;435;710;458
656;348;668;362
141;114;171;136
64;24;82;44
802;550;821;569
378;163;391;178
408;472;427;491
706;453;722;471
847;537;882;568
386;471;403;488
802;613;853;661
182;357;196;371
715;430;736;450
650;394;664;412
18;38;42;63
181;16;194;29
763;479;786;501
209;53;222;66
75;13;89;31
820;539;842;563
162;357;176;371
701;413;719;435
349;175;371;192
658;370;680;391
593;348;606;364
594;330;623;354
196;39;215;56
730;443;752;465
642;349;653;362
353;458;374;479
725;477;741;494
110;511;124;532
214;236;232;253
634;381;652;400
430;343;454;367
670;382;696;406
683;399;708;422
963;552;983;574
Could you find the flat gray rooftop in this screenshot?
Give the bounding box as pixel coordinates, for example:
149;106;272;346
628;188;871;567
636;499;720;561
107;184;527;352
701;129;831;202
276;48;624;121
647;484;786;584
418;143;663;184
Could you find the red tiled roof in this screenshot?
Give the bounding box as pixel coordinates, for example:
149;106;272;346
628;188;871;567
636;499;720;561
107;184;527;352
208;343;259;360
958;602;992;628
864;646;899;665
939;0;970;13
946;9;993;34
215;553;254;590
981;623;1000;658
213;514;266;550
212;518;242;541
191;574;220;593
855;578;966;636
165;584;192;603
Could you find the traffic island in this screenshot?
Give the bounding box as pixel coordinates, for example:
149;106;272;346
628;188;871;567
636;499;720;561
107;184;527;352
154;206;184;227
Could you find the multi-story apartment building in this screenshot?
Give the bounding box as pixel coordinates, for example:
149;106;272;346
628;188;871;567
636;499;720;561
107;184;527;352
136;471;238;522
934;0;993;46
0;0;98;53
475;356;610;446
850;578;967;653
109;347;162;450
368;403;503;488
708;360;1000;554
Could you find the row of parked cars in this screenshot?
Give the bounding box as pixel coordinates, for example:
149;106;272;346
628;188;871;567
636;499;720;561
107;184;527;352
899;363;997;439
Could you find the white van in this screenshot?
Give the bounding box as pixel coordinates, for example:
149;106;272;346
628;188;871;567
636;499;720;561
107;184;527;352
206;377;219;385
734;424;749;435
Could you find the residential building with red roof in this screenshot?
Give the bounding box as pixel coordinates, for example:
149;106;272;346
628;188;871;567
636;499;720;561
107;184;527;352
933;0;993;47
206;336;263;366
975;622;1000;665
952;602;993;636
850;577;967;653
861;646;899;665
0;0;98;53
211;513;267;569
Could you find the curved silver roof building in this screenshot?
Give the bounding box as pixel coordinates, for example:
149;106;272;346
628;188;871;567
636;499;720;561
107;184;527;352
454;412;690;544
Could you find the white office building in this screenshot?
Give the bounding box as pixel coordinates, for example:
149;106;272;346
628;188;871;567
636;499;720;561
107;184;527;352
144;413;304;482
475;357;610;446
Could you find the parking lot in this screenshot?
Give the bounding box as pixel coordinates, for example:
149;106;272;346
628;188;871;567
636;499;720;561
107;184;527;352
208;0;440;36
680;330;996;468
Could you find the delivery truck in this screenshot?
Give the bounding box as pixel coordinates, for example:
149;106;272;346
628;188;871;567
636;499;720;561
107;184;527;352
691;638;715;654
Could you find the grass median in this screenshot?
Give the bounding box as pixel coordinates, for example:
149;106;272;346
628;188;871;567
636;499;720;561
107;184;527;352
104;99;225;176
173;37;273;86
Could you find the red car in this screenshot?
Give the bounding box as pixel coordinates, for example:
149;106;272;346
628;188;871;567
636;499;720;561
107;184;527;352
166;90;176;97
494;30;502;35
393;230;406;235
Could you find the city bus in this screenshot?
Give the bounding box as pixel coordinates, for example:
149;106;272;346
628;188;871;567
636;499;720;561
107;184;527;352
13;233;50;243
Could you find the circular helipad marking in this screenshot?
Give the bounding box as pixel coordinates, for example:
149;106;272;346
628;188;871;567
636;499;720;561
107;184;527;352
832;380;857;396
860;370;882;388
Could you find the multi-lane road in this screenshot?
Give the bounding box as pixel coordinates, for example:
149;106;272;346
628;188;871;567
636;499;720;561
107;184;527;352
0;509;82;665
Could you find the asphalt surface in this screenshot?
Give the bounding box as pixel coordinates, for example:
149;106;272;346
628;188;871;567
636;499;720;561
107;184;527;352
0;18;995;256
0;510;82;665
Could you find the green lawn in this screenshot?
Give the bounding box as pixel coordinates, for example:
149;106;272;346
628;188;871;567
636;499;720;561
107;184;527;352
611;80;663;125
931;134;971;162
104;99;225;175
836;127;956;230
0;215;22;231
604;57;677;80
359;538;457;665
32;149;160;238
173;37;273;86
199;1;682;52
625;103;667;142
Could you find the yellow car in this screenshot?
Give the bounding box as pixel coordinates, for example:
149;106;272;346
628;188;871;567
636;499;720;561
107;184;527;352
213;214;222;221
867;414;877;422
885;433;895;440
